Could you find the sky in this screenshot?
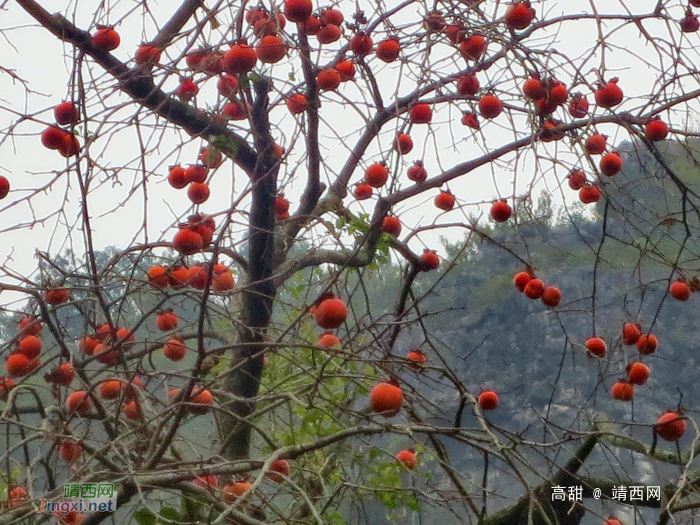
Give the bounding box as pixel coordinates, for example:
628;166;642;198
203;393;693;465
0;0;695;311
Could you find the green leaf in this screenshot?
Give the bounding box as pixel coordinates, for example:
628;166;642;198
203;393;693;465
134;508;157;525
209;135;239;159
327;510;345;524
158;507;180;523
375;251;389;266
383;471;400;487
318;218;337;236
349;217;370;235
405;496;421;511
380;492;397;509
180;491;204;520
301;410;319;434
209;355;229;377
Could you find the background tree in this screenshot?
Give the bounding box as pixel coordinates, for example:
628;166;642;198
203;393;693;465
2;1;700;524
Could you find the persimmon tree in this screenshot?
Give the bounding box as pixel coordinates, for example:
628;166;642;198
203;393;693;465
3;0;700;524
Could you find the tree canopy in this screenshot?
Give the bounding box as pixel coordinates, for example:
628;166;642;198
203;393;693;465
3;1;700;525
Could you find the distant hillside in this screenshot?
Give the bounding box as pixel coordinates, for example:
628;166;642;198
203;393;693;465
345;138;700;524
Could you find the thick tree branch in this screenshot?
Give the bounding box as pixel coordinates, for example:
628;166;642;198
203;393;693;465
479;436;599;525
291;27;323;218
151;0;203;49
219;76;278;460
551;435;599;486
14;0;258;175
603;431;696;466
273;195;392;286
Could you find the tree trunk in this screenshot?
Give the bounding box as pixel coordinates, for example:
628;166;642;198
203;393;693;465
219;77;278;460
